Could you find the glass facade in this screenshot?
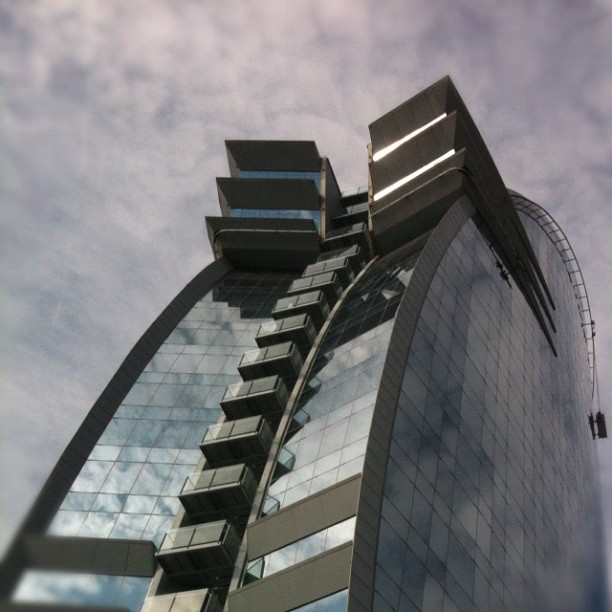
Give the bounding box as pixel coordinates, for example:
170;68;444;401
238;170;321;191
231;208;321;231
33;272;294;610
231;170;322;229
13;572;150;611
265;238;425;512
372;213;606;611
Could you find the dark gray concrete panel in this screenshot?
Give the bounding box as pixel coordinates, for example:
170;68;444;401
20;535;156;577
369;157;465;254
206;217;321;271
225;141;321;175
247;475;360;559
369;76;451;155
349;196;475;612
321;157;344;237
369;112;458;194
228;543;352;612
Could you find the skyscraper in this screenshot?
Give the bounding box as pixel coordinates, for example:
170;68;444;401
1;77;607;611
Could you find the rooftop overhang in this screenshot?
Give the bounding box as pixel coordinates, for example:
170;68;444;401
216;177;320;217
368;76;557;352
225;140;321;177
205;217;321;272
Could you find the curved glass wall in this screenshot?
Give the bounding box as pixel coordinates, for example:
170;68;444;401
372;212;606;611
47;272;294;550
29;272;295;611
266;237;426;511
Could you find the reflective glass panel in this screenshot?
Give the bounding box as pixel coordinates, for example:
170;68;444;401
266;239;425;510
49;271;295;552
373;211;607;611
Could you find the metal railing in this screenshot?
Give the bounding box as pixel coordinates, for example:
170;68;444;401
511;191;595;396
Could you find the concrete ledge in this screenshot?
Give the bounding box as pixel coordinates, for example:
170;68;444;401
228;543;352;612
247;474;360;559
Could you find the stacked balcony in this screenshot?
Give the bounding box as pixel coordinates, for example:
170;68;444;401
180;464;257;522
156;521;240;585
200;415;274;469
255;314;317;359
272;291;330;330
287;272;343;307
302;256;355;287
238;341;303;388
322;222;371;255
150;146;374;606
315;244;365;276
221;376;289;423
331;201;369;228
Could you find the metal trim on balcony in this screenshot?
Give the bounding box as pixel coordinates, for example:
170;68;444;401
216;177;320;217
225;141;321;177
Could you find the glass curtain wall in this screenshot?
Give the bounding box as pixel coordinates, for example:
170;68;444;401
372;214;605;611
19;271;295;611
266;237;427;512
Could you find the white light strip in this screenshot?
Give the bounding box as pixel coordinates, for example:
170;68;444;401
373;149;456;201
372;113;447;162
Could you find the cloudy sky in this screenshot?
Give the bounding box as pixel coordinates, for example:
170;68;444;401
2;0;612;584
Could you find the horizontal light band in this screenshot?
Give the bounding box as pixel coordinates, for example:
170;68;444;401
373;149;456;202
372;113;447;162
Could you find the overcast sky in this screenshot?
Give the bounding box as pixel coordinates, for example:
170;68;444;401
2;0;612;586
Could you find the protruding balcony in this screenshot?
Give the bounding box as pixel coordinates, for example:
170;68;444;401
200;415;274;468
156;521;240;585
180;464;257;521
303;257;355;287
221;376;289;422
316;244;366;274
331;201;369;228
255;314;317;359
142;589;222;612
272;291;329;330
287;272;343;307
238;342;303;388
321;222;371;255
